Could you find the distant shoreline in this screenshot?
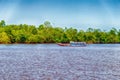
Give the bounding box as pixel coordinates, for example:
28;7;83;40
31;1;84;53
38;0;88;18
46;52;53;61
0;42;120;44
0;20;120;44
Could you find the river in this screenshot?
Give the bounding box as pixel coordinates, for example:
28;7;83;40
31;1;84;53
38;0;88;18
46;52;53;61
0;44;120;80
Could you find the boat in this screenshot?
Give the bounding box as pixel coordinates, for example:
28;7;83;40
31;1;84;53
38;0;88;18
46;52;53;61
57;43;70;46
70;41;86;47
57;41;86;47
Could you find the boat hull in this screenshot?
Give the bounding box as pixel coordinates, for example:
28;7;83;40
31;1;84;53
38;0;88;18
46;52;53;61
57;43;70;46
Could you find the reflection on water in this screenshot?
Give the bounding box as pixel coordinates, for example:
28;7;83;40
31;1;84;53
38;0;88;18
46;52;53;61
0;44;120;80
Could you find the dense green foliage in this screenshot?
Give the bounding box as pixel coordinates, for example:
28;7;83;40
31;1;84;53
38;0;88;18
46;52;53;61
0;20;120;44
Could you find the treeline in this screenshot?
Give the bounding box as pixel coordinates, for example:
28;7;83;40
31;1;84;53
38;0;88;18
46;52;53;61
0;20;120;44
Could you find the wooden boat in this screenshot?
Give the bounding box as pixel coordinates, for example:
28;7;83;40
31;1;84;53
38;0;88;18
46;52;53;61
57;43;70;46
58;42;86;47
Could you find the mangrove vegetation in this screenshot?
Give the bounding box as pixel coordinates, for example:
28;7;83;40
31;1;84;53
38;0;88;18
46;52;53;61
0;20;120;44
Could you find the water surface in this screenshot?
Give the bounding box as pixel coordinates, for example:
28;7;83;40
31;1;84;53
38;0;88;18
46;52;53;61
0;44;120;80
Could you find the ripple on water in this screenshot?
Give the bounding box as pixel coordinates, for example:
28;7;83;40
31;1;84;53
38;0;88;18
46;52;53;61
0;44;120;80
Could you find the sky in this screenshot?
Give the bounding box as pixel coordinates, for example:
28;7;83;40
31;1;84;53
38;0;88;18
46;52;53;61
0;0;120;30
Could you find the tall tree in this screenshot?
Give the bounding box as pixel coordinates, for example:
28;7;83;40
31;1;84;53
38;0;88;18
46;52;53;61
0;20;6;27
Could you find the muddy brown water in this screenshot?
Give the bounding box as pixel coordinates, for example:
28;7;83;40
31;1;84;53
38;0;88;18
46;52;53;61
0;44;120;80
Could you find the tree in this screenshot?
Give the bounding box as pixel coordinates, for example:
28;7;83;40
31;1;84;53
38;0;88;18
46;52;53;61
27;35;39;43
44;21;52;27
65;27;78;41
0;20;119;44
93;29;101;43
0;20;6;27
77;30;85;42
0;32;11;43
85;28;96;43
28;25;38;35
107;28;118;43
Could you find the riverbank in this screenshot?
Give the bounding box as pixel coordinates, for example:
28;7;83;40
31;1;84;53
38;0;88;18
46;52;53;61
0;42;120;44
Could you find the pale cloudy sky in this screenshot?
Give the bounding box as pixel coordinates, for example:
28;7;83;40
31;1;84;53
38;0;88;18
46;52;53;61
0;0;120;30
